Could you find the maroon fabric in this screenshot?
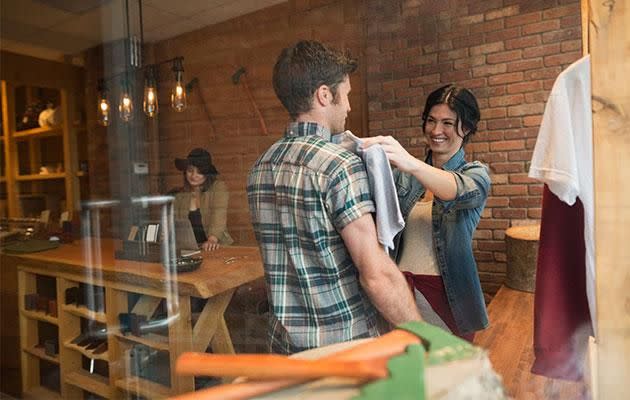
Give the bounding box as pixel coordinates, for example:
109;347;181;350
532;185;592;380
403;272;475;342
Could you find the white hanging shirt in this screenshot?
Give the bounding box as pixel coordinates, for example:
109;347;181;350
528;55;595;332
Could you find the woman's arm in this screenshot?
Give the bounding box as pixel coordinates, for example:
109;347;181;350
204;181;231;247
361;136;457;201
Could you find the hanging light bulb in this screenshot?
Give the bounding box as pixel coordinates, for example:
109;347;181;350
97;79;111;126
171;57;186;112
119;76;134;122
143;65;158;117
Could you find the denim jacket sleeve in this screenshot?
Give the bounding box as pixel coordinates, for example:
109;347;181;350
436;161;491;212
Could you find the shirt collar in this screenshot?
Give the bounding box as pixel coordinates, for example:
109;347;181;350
284;122;332;142
426;147;466;171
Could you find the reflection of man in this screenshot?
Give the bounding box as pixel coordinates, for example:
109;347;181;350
247;40;420;354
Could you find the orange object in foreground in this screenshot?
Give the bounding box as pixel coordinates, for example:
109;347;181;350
176;353;389;381
169;329;421;400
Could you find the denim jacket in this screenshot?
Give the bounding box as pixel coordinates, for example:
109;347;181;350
391;148;491;334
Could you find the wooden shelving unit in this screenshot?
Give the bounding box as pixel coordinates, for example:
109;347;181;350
65;370;111;399
115;376;170;399
18;268;188;399
61;304;107;324
1;51;84;220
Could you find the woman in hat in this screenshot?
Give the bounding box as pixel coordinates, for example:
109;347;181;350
173;148;233;251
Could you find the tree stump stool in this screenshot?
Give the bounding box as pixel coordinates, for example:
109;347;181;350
505;225;541;293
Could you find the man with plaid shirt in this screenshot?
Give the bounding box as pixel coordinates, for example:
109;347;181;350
247;40;421;354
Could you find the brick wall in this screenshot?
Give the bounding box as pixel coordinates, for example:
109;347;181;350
150;0;367;245
365;0;583;299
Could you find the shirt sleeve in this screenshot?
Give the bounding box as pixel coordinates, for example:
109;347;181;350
528;74;580;205
326;157;375;231
437;161;491;211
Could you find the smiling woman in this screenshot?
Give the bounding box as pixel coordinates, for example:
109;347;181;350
361;85;490;341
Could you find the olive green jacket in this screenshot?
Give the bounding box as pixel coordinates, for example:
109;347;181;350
173;180;234;245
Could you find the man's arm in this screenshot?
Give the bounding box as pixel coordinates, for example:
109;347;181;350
340;213;422;326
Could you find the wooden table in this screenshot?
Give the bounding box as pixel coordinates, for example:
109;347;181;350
474;286;588;400
3;238;264;399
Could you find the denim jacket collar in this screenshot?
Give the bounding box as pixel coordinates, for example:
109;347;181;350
426;147;466;171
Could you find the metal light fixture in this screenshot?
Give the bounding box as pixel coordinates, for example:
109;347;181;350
97;79;111;127
118;76;134;122
143;65;158;117
171;57;187;112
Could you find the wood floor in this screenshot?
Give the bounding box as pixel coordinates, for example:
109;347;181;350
474;286;589;400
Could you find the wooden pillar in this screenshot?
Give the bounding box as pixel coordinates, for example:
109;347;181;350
589;0;630;398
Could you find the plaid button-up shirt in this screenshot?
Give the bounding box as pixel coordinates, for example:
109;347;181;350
247;122;380;354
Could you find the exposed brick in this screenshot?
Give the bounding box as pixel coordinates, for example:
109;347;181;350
489;94;524;107
490;140;525;151
488;72;523;85
454;55;486;70
523;115;543;127
522;19;561;35
543;4;580;19
438;48;469;62
478;219;511;230
542;27;581;43
507;58;543;72
505;35;542;50
508;102;545;117
528;208;542;218
470;19;505;34
485;27;522;42
529;184;544;196
478;240;507;251
486;196;510;207
561;39;581;52
507;80;543;94
382;78;410;91
493;184;528;196
469;0;503;15
510;197;542;208
485;5;520;20
487;118;522;130
484;107;508;119
560;14;581;29
505;12;542;28
508;150;535;161
492;162;523;173
441;70;472;82
474;229;494;240
522;43;562;58
470;41;505;56
493;208;527;219
544;51;581;67
473;63;508;77
509;173;537;184
487;50;522;64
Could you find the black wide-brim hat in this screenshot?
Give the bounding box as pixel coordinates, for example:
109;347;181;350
174;148;218;175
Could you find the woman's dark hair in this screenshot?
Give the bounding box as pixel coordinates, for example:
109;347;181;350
421;84;481;145
272;40;358;119
182;169;216;192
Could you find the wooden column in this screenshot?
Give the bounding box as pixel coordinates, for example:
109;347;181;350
589;0;630;398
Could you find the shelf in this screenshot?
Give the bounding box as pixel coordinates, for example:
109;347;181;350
63;339;109;362
15;172;66;181
65;370;111;399
20;309;59;325
62;303;107;323
23;386;62;400
114;332;170;352
12;126;62;139
22;345;60;364
115;376;170;399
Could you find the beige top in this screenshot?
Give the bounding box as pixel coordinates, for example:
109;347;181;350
173;180;234;245
398;200;440;276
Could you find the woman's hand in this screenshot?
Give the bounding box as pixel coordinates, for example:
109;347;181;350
201;236;220;252
360;135;420;173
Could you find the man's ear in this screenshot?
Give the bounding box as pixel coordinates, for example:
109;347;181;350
314;85;331;106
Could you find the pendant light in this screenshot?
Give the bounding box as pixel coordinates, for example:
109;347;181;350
143;65;158;117
119;75;134;122
171;57;187;112
97;79;111;127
